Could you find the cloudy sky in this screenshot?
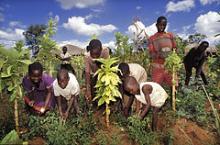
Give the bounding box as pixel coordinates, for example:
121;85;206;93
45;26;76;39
0;0;220;49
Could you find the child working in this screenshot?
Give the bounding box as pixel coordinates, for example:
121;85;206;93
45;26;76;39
123;76;168;131
22;62;55;114
53;69;80;120
85;39;110;102
118;62;147;113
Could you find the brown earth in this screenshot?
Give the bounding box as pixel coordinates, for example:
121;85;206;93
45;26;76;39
28;137;46;145
158;117;219;145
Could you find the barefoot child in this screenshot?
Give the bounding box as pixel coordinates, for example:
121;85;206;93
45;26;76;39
53;69;80;120
123;76;168;131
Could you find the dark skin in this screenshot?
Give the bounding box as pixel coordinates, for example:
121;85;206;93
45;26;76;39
184;42;209;85
57;72;79;120
85;47;102;102
156;19;167;33
28;70;52;113
156;18;177;51
123;77;159;131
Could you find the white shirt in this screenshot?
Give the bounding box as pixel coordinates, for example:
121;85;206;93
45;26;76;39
128;63;147;83
60;52;71;64
53;73;80;100
135;82;168;107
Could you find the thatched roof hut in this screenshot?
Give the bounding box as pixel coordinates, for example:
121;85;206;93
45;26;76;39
51;44;85;57
63;44;85;56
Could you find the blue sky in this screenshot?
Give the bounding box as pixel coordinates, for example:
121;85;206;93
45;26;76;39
0;0;220;49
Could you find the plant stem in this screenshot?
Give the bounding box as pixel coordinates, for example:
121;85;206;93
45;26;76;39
14;98;19;135
172;67;176;112
106;103;110;128
201;85;220;135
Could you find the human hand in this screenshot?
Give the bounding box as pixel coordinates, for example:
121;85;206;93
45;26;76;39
40;107;46;114
63;112;69;120
138;114;144;120
86;91;92;102
28;101;35;107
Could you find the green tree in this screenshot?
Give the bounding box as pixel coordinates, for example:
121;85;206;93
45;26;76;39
36;18;59;76
23;24;47;57
188;33;207;43
115;32;132;62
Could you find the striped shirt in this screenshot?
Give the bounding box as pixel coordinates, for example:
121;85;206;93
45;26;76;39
148;32;176;64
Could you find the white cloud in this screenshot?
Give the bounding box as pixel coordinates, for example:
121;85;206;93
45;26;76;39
195;11;220;44
0;28;25;48
9;21;26;28
58;39;116;50
195;11;220;36
199;0;220;5
0;39;16;48
0;28;24;41
127;21;169;39
145;23;158;36
58;39;88;49
103;40;115;49
63;16;117;36
176;25;194;40
166;0;195;13
136;6;142;10
56;0;105;9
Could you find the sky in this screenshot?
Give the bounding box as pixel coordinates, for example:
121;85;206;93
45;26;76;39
0;0;220;49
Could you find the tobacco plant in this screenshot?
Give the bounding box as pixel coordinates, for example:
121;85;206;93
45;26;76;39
165;50;182;111
0;41;31;133
93;57;121;128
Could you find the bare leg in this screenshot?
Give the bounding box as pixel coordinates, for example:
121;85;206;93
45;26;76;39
73;96;80;115
184;64;192;86
124;94;135;117
135;99;141;114
152;107;160;131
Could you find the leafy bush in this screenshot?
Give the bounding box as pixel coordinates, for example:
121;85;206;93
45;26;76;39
24;112;97;145
0;130;22;145
96;130;120;145
176;86;208;125
127;116;159;145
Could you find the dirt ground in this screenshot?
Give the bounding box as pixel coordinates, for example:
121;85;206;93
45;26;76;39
28;137;46;145
158;115;219;145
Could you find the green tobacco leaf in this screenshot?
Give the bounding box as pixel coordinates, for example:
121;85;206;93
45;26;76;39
98;97;106;106
7;84;15;92
0;130;22;144
1;73;12;78
17;60;32;65
7;66;13;74
9;91;17;102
